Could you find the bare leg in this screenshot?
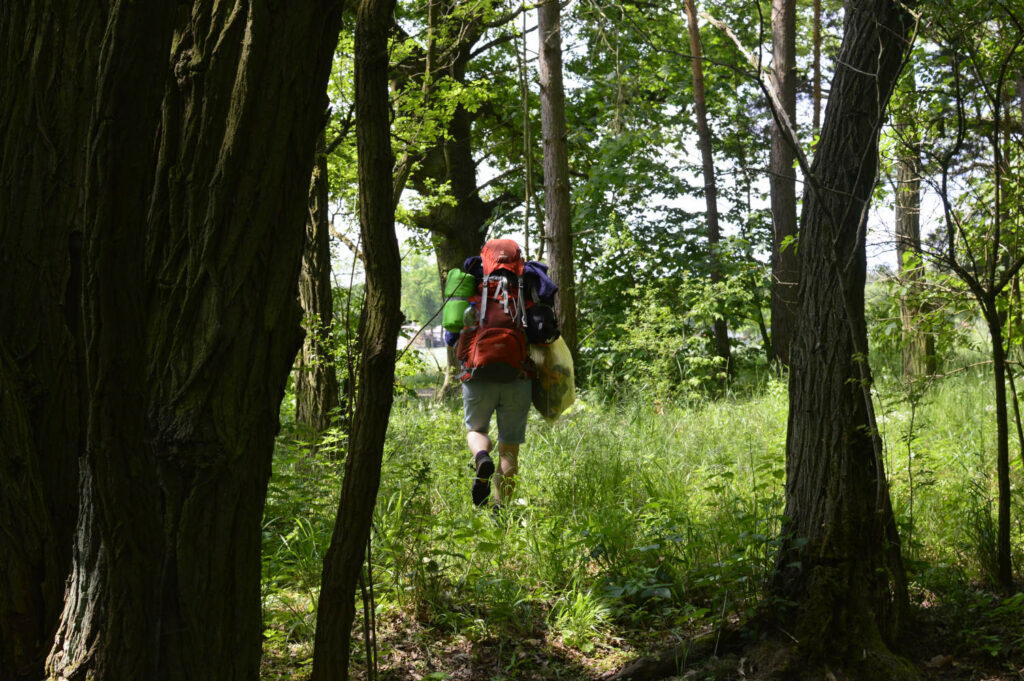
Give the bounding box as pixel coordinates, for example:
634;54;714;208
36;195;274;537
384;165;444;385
494;442;519;504
467;430;491;456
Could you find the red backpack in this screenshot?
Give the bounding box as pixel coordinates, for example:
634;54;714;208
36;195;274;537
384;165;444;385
457;239;533;382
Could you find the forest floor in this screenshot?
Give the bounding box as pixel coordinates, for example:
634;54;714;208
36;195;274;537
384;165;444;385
261;606;1024;681
895;600;1024;681
320;596;1024;681
260;587;1024;677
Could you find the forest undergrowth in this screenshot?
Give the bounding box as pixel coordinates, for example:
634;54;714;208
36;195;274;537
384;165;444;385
261;370;1024;680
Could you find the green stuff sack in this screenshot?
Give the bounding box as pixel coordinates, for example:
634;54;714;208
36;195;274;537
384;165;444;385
442;268;477;332
528;336;575;421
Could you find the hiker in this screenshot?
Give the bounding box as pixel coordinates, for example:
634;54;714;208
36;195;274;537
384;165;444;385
444;238;558;510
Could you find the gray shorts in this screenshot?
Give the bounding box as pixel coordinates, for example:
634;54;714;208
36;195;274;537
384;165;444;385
462;378;532;444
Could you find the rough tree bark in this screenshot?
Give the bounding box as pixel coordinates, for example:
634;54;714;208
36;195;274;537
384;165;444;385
311;0;402;678
0;4;94;678
296;133;342;435
45;3;179;678
769;0;799;366
44;3;344;680
771;0;916;676
894;73;936;378
538;0;577;358
683;0;731;372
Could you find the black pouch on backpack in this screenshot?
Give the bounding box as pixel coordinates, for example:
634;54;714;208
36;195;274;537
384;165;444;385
525;304;559;345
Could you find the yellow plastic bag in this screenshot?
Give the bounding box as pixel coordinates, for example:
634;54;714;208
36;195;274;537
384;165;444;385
529;336;575;421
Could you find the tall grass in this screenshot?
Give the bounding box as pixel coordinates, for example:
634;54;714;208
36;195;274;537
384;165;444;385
876;368;1024;585
361;382;791;660
261;369;1024;678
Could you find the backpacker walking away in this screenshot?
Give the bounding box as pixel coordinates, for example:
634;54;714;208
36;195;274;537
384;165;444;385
443;238;559;511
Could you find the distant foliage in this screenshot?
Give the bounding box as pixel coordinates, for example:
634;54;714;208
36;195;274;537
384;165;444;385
864;262;979;377
579;240;770;400
400;252;443;327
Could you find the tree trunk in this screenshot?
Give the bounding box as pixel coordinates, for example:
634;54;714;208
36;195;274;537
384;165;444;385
47;3;179;677
422;140;489;397
46;3;343;680
982;304;1014;590
771;0;915;675
404;23;503;393
812;0;822;135
769;0;799;366
894;75;936;378
0;4;94;678
683;0;730;372
538;0;577;359
297;133;342;436
311;0;402;678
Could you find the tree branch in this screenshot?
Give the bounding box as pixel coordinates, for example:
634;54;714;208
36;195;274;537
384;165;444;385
470;24;538;60
701;12;815;192
330;224;365;264
325;104;356;155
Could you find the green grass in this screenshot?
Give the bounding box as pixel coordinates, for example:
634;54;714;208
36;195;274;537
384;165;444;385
876;368;1024;584
261;369;1024;679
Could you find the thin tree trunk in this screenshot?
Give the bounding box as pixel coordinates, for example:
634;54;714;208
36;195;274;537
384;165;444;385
983;305;1013;589
683;0;730;371
988;59;1013;592
538;0;577;358
933;50;1021;594
769;0;799;366
47;3;343;679
312;0;402;678
0;4;93;677
771;0;915;674
812;0;822;135
297;133;342;436
894;74;936;378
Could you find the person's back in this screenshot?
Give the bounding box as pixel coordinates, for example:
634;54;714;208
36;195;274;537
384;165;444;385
447;238;557;510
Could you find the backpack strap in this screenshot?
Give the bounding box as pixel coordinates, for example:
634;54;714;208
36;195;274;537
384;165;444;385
518;274;526;327
479;275;489;321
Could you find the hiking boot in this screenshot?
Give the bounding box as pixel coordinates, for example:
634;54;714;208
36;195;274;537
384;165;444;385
471;452;495;506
